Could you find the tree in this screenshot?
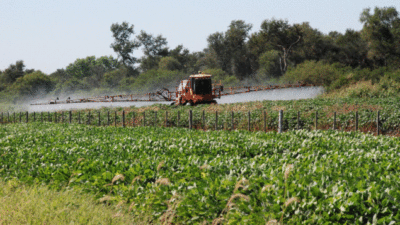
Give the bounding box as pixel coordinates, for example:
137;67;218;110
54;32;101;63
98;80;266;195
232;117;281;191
65;55;118;81
65;56;97;79
10;71;54;97
95;56;119;71
195;48;219;71
258;50;281;78
1;60;26;83
334;29;368;68
183;51;205;74
360;7;400;67
103;67;130;88
136;31;169;72
292;22;331;64
110;22;141;71
168;45;202;73
85;56;119;88
207;20;253;78
207;32;228;70
225;20;253;78
136;31;169;57
158;56;181;71
259;19;302;74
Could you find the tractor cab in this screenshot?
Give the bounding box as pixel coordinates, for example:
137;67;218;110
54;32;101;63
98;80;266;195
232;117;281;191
189;75;212;95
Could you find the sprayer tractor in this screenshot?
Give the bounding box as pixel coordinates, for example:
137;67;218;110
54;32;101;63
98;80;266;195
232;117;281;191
30;72;313;106
174;74;223;106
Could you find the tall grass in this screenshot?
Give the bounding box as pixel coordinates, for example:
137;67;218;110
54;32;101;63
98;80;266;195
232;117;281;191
0;179;152;225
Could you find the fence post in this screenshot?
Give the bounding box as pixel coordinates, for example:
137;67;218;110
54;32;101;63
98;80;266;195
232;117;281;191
203;110;205;130
41;112;43;122
143;111;146;127
248;111;251;131
123;110;125;128
14;112;16;123
377;111;380;135
33;112;35;122
355;111;358;131
55;112;57;123
216;111;219;130
88;111;91;125
78;112;81;124
132;112;135;127
189;110;193;129
297;111;300;130
1;112;2;123
333;112;336;130
153;111;156;127
26;111;28;123
69;111;72;124
165;111;168;127
48;112;50;122
115;111;117;127
264;111;267;132
20;112;22;123
177;111;180;127
8;112;10;123
315;111;318;130
278;110;283;134
98;111;101;126
232;111;235;131
107;111;110;126
62;111;64;123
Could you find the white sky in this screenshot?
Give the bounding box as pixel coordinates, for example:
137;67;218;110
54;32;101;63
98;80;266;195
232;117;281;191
1;0;399;74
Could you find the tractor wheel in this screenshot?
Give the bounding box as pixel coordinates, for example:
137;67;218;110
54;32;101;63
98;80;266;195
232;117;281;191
210;100;217;105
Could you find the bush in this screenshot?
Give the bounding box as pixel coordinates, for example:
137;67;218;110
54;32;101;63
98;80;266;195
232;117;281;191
10;71;54;97
282;61;347;86
56;78;90;95
119;77;135;92
103;67;129;88
158;57;181;71
257;50;281;78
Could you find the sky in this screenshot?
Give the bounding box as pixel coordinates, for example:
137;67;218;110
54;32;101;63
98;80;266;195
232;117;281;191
1;0;399;74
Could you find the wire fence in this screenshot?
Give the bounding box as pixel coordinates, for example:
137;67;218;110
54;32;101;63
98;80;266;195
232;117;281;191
0;109;388;136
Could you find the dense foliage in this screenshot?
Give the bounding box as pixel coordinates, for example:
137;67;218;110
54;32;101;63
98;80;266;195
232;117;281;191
0;123;399;224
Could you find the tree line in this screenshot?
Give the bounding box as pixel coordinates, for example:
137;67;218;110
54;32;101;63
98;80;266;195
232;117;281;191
0;6;399;102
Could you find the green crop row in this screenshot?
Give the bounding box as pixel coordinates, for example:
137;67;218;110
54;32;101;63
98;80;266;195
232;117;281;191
0;123;399;224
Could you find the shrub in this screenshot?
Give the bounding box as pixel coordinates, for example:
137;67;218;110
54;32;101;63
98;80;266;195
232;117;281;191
158;57;181;71
10;71;54;97
257;50;281;78
282;60;347;86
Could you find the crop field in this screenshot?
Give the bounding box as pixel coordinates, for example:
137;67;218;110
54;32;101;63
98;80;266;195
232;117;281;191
1;122;399;224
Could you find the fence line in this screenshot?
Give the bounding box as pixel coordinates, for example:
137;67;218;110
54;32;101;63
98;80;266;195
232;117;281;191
0;109;389;135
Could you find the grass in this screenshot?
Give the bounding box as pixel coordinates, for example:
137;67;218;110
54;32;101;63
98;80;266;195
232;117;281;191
0;179;151;225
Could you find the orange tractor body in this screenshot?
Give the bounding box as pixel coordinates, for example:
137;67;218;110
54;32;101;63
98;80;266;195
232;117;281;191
174;74;223;106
